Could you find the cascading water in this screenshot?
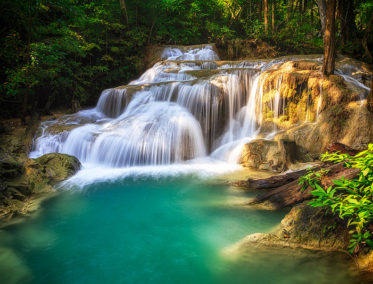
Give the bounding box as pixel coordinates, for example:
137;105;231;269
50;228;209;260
30;45;371;170
31;46;261;167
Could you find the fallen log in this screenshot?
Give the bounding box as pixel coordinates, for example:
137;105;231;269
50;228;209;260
320;162;360;188
326;142;359;156
251;162;360;209
247;169;311;190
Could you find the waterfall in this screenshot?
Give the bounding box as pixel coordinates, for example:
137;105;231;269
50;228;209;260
96;88;131;118
30;45;371;169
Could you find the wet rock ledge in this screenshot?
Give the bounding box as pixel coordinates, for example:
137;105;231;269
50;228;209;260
0;121;81;222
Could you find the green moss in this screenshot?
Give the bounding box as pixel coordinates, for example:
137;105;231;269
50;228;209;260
184;69;221;78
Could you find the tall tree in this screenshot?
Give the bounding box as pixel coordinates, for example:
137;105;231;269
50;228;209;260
317;0;327;34
337;0;356;45
264;0;269;34
361;7;373;61
302;0;308;23
322;0;337;75
272;0;275;32
119;0;129;28
287;0;293;21
368;78;373;113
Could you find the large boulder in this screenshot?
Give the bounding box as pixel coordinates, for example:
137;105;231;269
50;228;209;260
0;153;81;220
239;138;300;172
25;153;81;193
239;139;285;171
278;203;350;250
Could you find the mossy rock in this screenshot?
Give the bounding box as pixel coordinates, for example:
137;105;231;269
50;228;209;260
26;153;81;193
184;69;221;78
46;124;82;135
279;203;350;250
0;153;24;180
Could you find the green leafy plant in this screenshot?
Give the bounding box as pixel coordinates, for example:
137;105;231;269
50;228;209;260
299;144;373;253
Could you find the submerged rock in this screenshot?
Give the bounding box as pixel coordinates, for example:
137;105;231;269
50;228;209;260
226;201;350;251
226;203;350;256
227;201;372;280
278;203;350;250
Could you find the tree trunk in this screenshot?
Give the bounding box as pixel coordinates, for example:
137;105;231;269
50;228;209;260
317;0;327;35
311;0;314;25
21;91;28;125
249;0;252;19
298;0;303;22
147;16;157;44
258;1;262;18
322;0;336;76
264;0;268;34
287;0;293;22
135;0;139;27
337;0;356;45
272;0;275;32
303;0;308;13
251;162;360;209
247;169;311;189
119;0;129;28
368;78;373;113
362;12;373;61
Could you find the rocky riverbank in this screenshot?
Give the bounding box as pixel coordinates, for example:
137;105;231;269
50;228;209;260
228;143;373;279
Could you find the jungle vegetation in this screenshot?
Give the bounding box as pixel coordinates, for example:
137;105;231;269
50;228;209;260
0;0;372;120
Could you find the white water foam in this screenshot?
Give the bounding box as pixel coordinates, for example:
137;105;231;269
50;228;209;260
62;161;241;188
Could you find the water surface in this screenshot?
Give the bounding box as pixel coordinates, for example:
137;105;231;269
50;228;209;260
0;175;358;284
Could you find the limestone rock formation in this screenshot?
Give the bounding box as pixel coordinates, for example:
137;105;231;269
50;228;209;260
239;58;372;170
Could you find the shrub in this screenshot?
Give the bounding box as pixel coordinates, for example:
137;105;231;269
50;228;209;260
299;144;373;253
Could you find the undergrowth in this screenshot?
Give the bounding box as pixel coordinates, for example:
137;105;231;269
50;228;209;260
299;144;373;253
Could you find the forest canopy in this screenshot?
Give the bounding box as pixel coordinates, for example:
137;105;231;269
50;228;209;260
1;0;372;119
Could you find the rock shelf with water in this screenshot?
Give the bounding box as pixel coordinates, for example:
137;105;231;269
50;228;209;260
29;45;372;170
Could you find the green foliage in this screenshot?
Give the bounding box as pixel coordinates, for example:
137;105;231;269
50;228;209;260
0;0;148;117
299;144;373;253
1;0;372;118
